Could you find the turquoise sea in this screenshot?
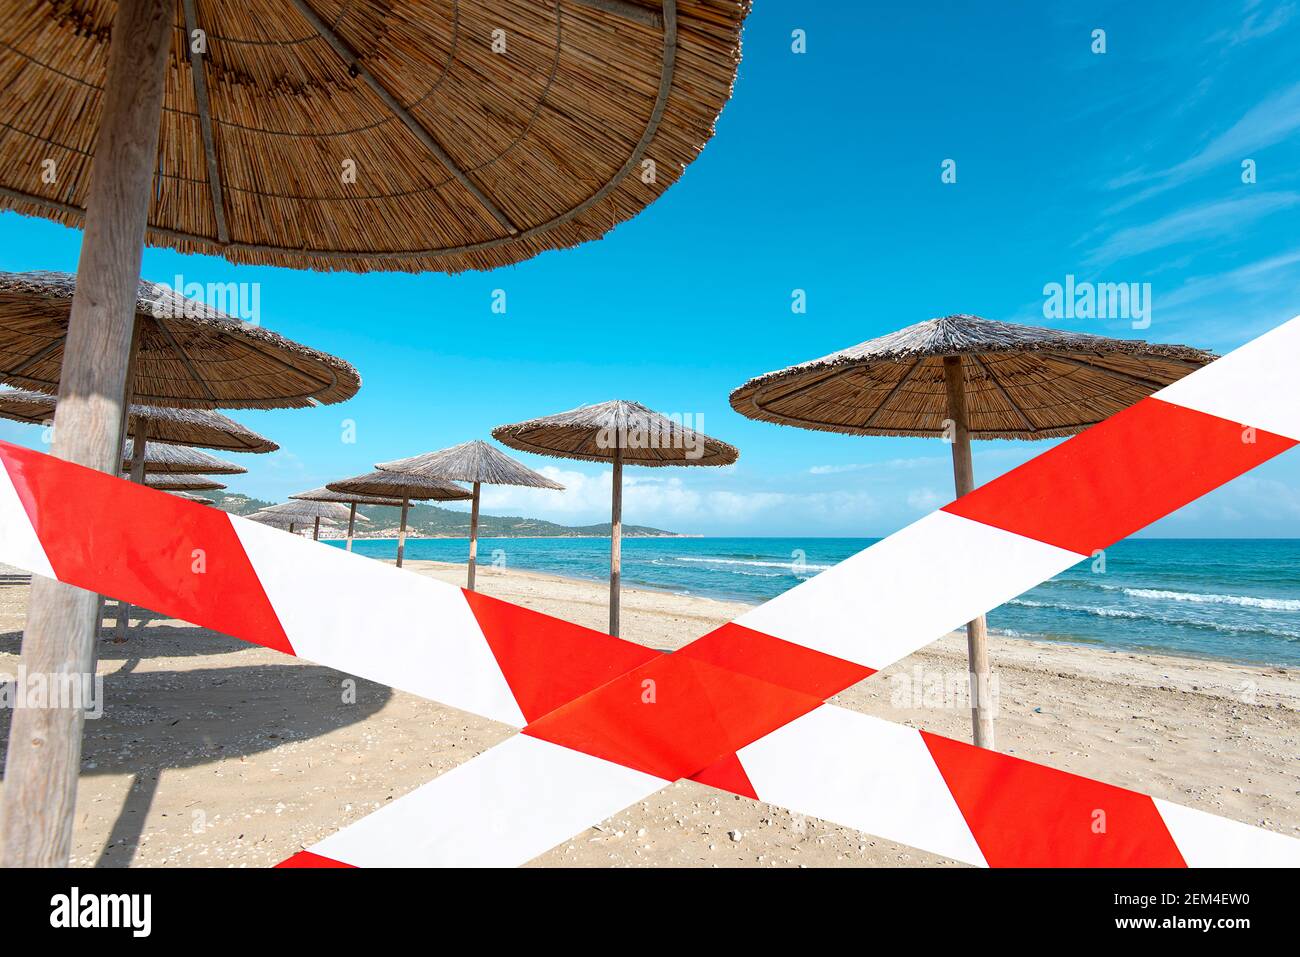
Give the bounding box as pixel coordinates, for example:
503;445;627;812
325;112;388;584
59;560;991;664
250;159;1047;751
334;537;1300;667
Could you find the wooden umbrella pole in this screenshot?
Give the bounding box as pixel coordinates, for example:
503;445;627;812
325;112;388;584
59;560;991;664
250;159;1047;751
942;355;996;751
113;415;147;643
346;503;357;551
609;444;623;637
467;481;481;590
313;516;321;541
0;0;175;867
396;497;409;568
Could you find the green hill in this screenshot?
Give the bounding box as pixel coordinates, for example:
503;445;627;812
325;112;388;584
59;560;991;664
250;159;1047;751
211;492;678;538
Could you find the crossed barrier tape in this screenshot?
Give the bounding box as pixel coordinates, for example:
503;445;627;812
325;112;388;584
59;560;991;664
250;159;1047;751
2;317;1300;867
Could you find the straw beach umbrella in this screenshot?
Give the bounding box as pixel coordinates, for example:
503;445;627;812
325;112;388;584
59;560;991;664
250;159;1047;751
0;0;749;866
248;510;339;535
291;487;402;552
255;500;354;542
377;441;564;590
0;385;274;490
0;387;278;452
143;474;226;493
122;441;246;476
729;314;1216;749
0;271;360;409
328;472;472;568
493;401;738;636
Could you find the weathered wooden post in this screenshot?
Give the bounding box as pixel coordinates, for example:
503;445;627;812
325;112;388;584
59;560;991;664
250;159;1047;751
0;0;176;866
943;355;996;750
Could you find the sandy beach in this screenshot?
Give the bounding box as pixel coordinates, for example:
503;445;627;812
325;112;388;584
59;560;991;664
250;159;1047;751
0;558;1295;868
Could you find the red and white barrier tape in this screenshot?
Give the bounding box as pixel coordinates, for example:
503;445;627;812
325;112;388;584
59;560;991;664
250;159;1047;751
2;317;1299;868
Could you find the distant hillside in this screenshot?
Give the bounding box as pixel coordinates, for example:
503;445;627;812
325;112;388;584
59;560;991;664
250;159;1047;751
210;492;678;538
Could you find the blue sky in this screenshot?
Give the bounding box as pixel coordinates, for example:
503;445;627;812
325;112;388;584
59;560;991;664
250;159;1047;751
4;0;1300;537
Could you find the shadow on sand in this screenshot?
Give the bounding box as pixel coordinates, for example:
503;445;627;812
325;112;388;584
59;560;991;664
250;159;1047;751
0;651;393;867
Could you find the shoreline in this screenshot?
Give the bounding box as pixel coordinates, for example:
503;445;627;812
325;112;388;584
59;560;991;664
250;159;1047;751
366;555;1298;671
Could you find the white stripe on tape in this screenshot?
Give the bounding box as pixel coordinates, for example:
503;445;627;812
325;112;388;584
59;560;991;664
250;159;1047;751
737;705;988;867
1155;799;1300;868
310;734;666;867
1154;315;1300;441
231;517;527;728
734;510;1082;670
0;459;54;580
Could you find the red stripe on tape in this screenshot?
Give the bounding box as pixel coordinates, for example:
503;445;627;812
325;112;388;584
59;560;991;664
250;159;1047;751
524;654;824;781
0;442;293;656
677;623;874;699
921;730;1187;867
943;398;1296;556
463;589;661;723
276;851;354;868
689;751;759;799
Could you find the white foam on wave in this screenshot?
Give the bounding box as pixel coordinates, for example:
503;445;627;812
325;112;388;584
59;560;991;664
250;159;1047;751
1121;588;1300;611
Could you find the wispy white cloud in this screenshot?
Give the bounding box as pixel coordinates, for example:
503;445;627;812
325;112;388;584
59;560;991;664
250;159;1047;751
1085;192;1300;266
1219;1;1296;46
1105;80;1300;212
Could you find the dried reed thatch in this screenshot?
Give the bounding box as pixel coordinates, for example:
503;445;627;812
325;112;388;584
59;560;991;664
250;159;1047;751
142;473;226;492
258;499;356;523
0;1;751;274
378;440;564;488
248;509;338;530
169;491;214;505
0;386;277;451
290;487;403;508
327;470;472;502
0;271;359;408
492;399;738;466
729;315;1216;441
122;440;246;475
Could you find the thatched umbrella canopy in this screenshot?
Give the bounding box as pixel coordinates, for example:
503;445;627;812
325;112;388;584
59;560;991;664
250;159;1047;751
729;314;1216;750
291;487;402;553
0;272;359;410
327;471;472;568
493;400;738;636
0;387;277;453
0;3;748;274
377;440;563;590
0;0;751;866
729;314;1215;439
169;491;214;505
256;499;354;542
121;441;246;476
142;473;226;493
248;509;339;535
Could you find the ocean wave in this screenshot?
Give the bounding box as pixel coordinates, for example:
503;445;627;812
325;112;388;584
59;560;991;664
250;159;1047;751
1010;599;1141;619
1118;587;1300;611
1006;599;1300;640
